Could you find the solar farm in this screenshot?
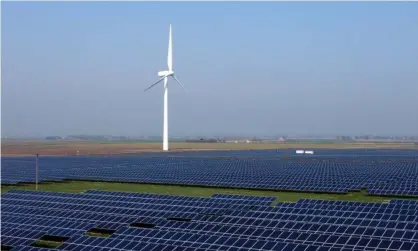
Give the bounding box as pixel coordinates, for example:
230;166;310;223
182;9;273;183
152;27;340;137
1;148;418;250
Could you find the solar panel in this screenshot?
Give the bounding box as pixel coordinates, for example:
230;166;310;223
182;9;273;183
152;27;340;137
2;150;418;197
2;189;418;251
2;149;418;250
8;246;54;251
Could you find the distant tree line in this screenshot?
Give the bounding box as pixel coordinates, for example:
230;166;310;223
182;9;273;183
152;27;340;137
185;138;222;143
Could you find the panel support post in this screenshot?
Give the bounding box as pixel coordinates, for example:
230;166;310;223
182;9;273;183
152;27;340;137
36;153;39;191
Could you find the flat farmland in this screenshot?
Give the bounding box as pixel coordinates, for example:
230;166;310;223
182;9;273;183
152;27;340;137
2;148;418;250
1;140;416;156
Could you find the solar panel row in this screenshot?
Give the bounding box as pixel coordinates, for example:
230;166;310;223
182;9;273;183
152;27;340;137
2;151;417;197
6;189;273;207
5;191;418;222
1;190;417;251
11;246;52;251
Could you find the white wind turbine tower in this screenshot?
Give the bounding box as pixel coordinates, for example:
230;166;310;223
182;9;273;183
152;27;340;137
144;24;186;151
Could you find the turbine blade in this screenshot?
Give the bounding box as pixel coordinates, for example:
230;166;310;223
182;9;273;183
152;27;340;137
168;24;173;72
144;76;166;92
172;75;186;92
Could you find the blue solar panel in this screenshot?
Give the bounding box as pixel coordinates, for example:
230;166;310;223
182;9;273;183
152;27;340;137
2;149;418;250
2;149;418;197
2;189;418;251
10;246;53;251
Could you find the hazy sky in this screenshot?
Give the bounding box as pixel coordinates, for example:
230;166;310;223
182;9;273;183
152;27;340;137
2;2;418;137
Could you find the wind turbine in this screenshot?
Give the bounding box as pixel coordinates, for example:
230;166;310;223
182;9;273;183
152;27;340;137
144;24;186;151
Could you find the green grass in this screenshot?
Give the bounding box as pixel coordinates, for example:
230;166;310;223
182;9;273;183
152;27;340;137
2;180;417;203
31;240;63;249
85;232;108;237
85;231;112;238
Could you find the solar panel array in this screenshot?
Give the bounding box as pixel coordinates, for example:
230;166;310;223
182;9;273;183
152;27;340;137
2;149;418;197
2;190;418;251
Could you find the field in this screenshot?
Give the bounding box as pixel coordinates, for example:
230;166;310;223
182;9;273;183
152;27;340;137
2;148;418;250
2;148;418;200
1;180;400;203
2;140;417;156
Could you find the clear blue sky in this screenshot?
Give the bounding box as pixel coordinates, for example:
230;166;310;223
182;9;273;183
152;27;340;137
2;2;418;137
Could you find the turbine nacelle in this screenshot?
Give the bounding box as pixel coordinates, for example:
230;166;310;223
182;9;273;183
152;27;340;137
158;70;174;77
